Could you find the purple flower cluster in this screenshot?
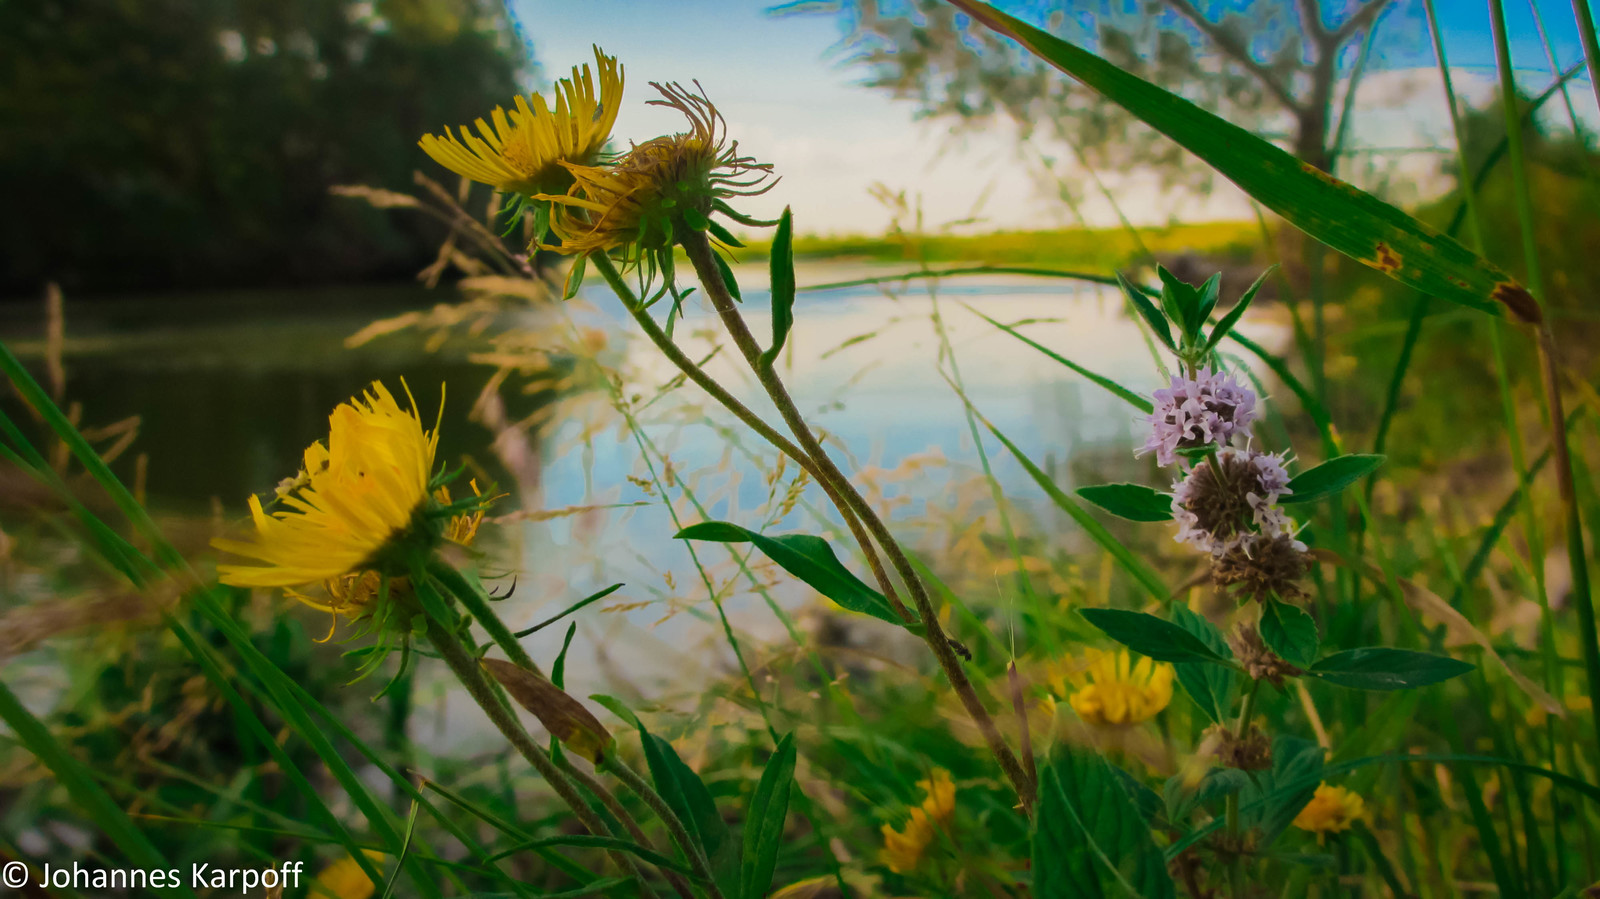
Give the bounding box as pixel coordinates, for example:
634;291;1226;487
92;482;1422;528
1170;448;1297;556
1137;368;1257;467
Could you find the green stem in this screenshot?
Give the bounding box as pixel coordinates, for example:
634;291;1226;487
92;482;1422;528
559;758;696;899
1570;0;1600;116
677;230;1034;813
1227;677;1263;898
591;253;913;625
428;560;542;675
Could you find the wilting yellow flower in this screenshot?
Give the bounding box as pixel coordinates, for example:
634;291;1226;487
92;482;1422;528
419;46;622;196
541;82;774;262
1057;648;1174;727
1293;783;1365;840
308;851;383;899
879;768;957;874
214;381;439;591
437;480;486;546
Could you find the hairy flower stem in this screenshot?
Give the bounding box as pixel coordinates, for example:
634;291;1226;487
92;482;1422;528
428;560;544;676
423;616;661;895
592;253;912;623
1226;678;1262;897
677;229;1035;813
603;756;727;899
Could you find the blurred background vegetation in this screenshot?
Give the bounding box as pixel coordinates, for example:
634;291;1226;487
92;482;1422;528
0;0;530;296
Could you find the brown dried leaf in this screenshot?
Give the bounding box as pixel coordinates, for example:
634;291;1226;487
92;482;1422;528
482;658;614;764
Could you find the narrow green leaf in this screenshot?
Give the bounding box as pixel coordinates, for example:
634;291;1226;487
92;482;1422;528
948;0;1541;323
1155;265;1200;339
1281;454;1387;504
553;622;577;689
1115;271;1175;351
713;251;742;302
1194;272;1222;330
378;799;422;899
706;217;745;248
590;694;643;731
965;304;1153;413
1203;266;1276;351
1076;483;1173;522
1167;605;1234;724
1308;648;1474;691
640;728;739;895
740;733;797;899
1034;747;1177;898
760;207;796;368
485;834;702;877
1079;609;1233;666
1259;599;1319;669
562;254;587;300
675;521;919;633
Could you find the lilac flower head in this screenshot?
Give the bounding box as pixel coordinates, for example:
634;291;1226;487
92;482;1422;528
1169;448;1295;555
1137;368;1258;467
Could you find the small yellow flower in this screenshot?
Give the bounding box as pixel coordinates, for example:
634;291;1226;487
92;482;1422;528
541;82;774;263
1293;783;1365;840
879;768;956;874
308;851;383;899
419;46;623;197
1056;648;1174;727
214;381;439;592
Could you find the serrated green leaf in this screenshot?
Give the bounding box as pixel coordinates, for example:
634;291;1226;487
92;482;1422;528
1035;747;1177;899
1204;266;1276;351
760;208;796;369
675;521;919;633
1076;483;1174;522
948;0;1541;324
1259;599;1318;669
1308;648;1474;691
1281;454;1387;504
740;733;797;899
1240;736;1324;849
1080;609;1233;666
1115;271;1175;351
1168;604;1234;724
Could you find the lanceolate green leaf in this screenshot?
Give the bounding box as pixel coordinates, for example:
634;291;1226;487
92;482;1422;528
639;726;739;894
760;207;796;368
1076;483;1173;522
1203;266;1276;351
965;304;1153;413
740;733;798;899
1034;747;1177;898
947;0;1542;324
1308;648;1474;691
1282;454;1387;504
1080;609;1234;666
675;521;920;632
1116;271;1176;351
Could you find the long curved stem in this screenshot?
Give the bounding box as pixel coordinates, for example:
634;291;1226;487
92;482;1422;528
560;758;696;899
593;254;912;623
603;757;727;899
674;231;1035;813
423;615;660;895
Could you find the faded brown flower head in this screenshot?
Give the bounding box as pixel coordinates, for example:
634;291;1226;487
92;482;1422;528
1228;623;1303;688
541;82;775;265
1213;533;1311;605
1207;723;1273;771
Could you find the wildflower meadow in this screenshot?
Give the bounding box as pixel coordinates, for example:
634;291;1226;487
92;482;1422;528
4;2;1600;897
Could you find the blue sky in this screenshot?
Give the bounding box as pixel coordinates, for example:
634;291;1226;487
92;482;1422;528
509;1;1597;233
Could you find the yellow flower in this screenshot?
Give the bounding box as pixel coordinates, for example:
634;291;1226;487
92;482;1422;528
879;768;956;874
1058;648;1174;727
541;82;774;263
419;46;623;197
214;381;439;592
308;851;383;899
1293;783;1365;840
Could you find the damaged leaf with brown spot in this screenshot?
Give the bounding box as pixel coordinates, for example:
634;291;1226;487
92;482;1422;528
482;658;615;765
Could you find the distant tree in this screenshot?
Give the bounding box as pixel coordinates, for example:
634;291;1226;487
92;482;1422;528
786;0;1397;180
0;0;530;296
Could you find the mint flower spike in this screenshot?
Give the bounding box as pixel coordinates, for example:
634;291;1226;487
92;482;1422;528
1170;447;1296;556
1137;367;1258;467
